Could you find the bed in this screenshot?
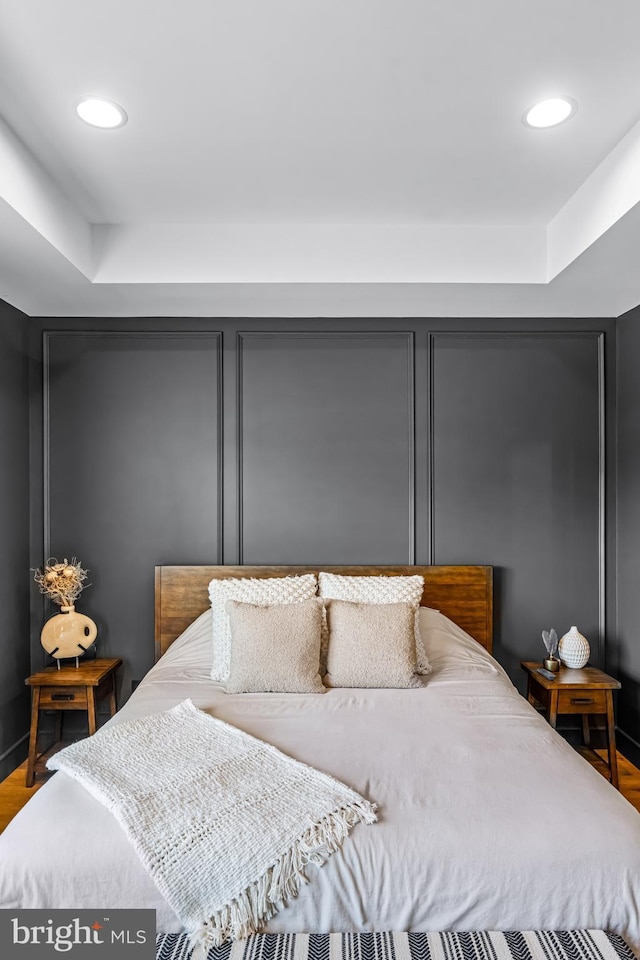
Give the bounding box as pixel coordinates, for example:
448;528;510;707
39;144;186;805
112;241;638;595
1;564;640;953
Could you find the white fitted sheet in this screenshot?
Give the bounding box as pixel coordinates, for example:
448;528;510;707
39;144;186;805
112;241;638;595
1;609;639;951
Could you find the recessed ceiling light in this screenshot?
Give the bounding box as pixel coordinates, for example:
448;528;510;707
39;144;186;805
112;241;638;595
76;97;128;129
523;97;577;129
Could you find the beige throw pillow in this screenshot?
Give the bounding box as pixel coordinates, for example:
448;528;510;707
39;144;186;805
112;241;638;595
318;572;432;676
209;574;318;682
324;599;423;689
224;598;325;694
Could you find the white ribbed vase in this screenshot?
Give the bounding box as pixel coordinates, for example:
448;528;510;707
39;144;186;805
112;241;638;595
558;625;590;669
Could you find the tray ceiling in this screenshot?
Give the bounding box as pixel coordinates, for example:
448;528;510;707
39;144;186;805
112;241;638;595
1;0;639;317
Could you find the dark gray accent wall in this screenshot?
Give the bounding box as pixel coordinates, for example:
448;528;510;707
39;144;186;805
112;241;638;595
26;316;615;719
0;299;29;780
615;305;640;742
42;333;222;695
238;333;414;564
431;334;603;680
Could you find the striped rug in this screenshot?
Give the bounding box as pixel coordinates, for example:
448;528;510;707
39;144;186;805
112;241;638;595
156;930;637;960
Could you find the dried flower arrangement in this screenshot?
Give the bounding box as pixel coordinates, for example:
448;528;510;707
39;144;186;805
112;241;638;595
33;558;90;608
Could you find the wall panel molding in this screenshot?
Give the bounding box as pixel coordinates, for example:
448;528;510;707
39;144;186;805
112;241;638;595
428;330;605;668
42;330;224;564
237;331;415;565
41;330;223;694
28;316;614;703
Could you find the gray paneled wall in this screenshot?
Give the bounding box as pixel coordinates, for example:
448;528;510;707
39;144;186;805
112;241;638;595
0;300;30;779
31;318;614;718
615;305;640;741
431;334;603;678
44;332;222;693
239;333;414;564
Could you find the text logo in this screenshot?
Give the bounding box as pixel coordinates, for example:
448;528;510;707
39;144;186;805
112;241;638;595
0;909;155;957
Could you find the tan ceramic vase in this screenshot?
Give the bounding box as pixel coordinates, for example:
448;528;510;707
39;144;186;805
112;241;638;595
40;604;98;662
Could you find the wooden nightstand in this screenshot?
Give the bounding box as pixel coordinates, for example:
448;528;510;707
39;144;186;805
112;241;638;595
521;661;621;789
25;657;122;787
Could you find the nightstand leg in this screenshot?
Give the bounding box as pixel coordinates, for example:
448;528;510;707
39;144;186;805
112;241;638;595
606;692;619;789
582;713;591;746
526;676;534;706
548;690;559;729
26;688;41;787
108;676;117;717
87;687;97;736
54;711;63;744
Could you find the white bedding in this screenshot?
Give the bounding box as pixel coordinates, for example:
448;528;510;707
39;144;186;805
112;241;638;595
2;609;640;951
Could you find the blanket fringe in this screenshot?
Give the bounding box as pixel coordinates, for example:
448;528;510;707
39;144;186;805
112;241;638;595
189;799;376;957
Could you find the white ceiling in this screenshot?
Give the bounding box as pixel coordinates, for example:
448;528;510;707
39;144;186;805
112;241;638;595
1;0;640;317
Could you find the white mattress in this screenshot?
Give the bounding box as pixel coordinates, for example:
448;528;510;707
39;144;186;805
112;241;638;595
2;609;640;950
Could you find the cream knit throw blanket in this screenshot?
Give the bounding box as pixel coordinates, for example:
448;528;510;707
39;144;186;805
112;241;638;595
47;699;376;954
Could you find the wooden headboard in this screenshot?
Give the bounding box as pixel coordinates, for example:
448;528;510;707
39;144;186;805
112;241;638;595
154;565;493;661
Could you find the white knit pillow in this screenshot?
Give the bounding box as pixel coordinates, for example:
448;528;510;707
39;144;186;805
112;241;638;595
318;572;432;676
209;574;318;682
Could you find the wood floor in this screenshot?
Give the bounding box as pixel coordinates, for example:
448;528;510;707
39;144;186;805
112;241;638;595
581;748;640;810
1;746;640;835
0;740;63;833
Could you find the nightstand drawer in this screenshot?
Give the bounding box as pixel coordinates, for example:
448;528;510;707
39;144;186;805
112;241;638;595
557;688;608;714
39;686;88;708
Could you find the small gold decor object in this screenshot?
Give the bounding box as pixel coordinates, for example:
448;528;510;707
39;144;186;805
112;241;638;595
541;628;560;673
33;558;97;667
